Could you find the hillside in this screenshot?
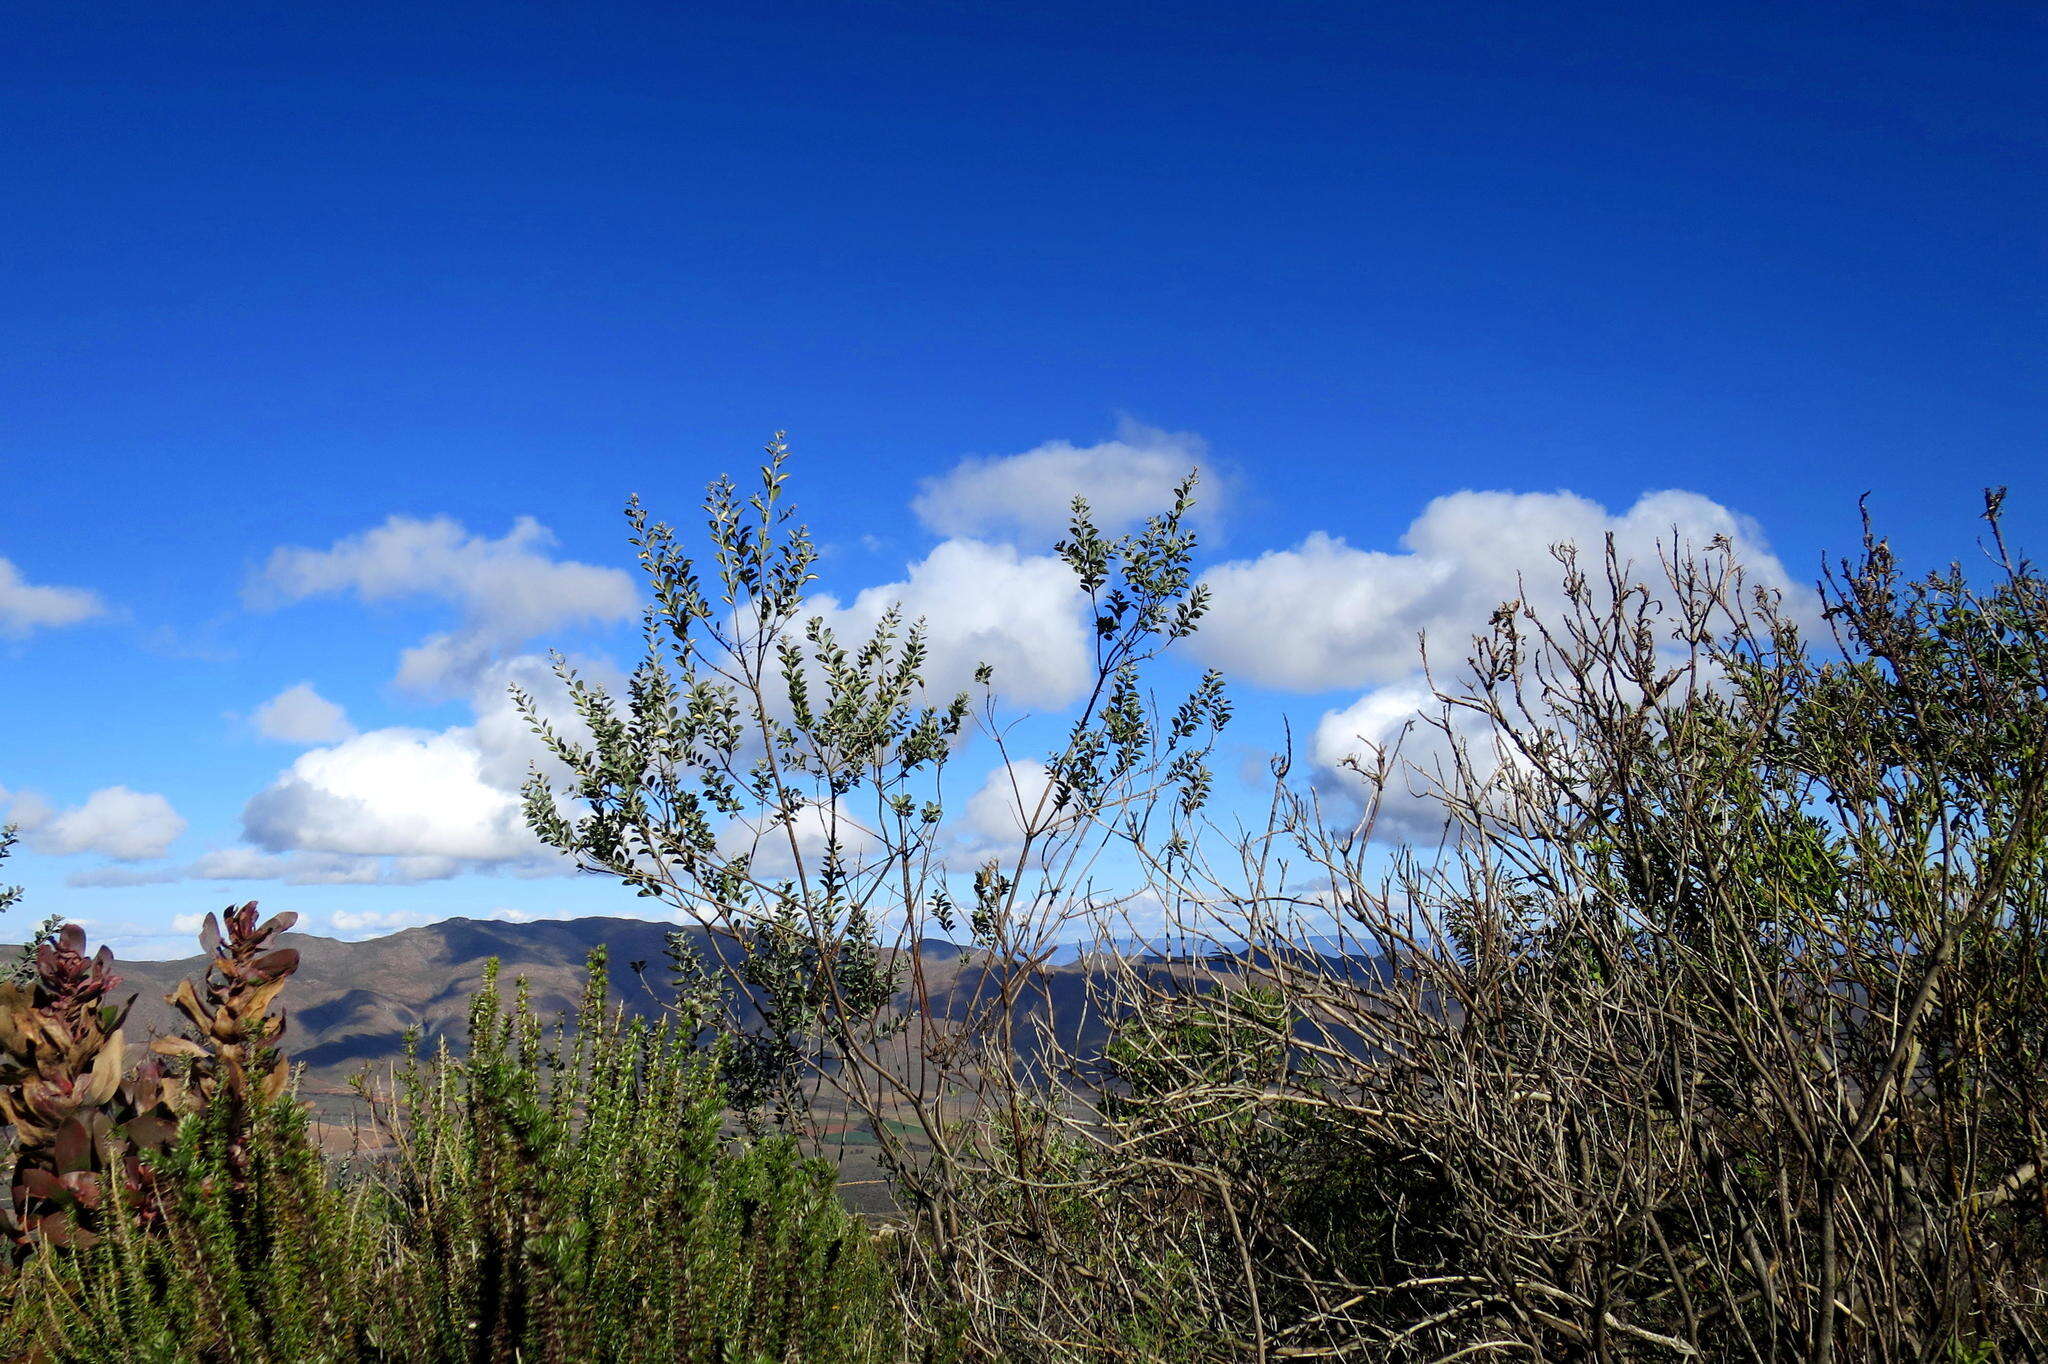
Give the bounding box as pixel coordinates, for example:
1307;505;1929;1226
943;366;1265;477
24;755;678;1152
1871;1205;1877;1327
107;916;1074;1115
113;916;687;1091
110;917;1380;1075
107;915;1379;1176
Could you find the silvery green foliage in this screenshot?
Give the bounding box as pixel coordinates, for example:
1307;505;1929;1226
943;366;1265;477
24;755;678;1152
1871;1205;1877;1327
1;823;63;988
0;824;21;916
514;436;1229;1124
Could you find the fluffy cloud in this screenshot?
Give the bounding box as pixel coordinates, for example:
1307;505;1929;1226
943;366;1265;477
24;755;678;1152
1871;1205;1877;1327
954;759;1063;853
811;539;1093;708
60;917;208;963
237;652;598;874
0;556;105;638
1196;489;1804;694
718;800;884;882
1309;678;1505;842
1234;489;1811;844
223;490;1127;892
0;784;52;833
326;907;444;934
191;848;466;886
252;682;355;745
911;419;1217;543
250;515;636;692
27;786;187;861
243;727;537;863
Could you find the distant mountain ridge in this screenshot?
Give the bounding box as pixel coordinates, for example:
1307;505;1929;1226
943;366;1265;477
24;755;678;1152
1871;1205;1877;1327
107;915;1385;1109
108;917;1019;1097
113;916;687;1094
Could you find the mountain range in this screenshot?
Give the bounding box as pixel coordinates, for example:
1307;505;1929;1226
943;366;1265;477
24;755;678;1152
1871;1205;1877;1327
105;914;1385;1153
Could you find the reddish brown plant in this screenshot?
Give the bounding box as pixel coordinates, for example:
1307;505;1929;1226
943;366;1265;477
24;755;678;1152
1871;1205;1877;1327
0;926;185;1252
157;901;301;1111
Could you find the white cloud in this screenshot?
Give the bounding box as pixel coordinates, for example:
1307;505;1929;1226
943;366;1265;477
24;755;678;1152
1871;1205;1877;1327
1309;678;1502;842
0;556;105;638
812;539;1093;709
249;515;636;692
327;906;458;934
328;907;438;933
29;786;186;861
718;800;884;882
69;844;510;890
236;651;600;875
225;496;1112;892
1214;489;1812;844
955;759;1062;853
188;847;295;880
68;918;210;963
188;847;467;886
0;784;53;832
463;652;596;792
242;727;538;863
911;419;1216;543
1196;489;1804;694
252;682;355;745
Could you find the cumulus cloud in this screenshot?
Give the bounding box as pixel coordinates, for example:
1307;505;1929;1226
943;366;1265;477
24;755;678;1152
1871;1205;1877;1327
63;918;209;963
954;759;1063;853
1196;489;1804;694
26;786;187;861
236;651;601;874
463;652;598;792
0;556;105;638
326;904;543;935
718;800;885;882
1308;678;1505;842
250;515;636;692
225;496;1110;890
243;727;537;862
327;907;440;934
252;682;355;745
911;419;1217;543
319;904;616;940
1212;489;1812;844
188;847;300;880
0;784;52;833
811;539;1093;709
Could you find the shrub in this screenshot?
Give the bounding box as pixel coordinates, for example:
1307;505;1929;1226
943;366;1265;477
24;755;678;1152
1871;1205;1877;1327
0;925;188;1258
13;1087;392;1363
518;445;2048;1360
377;951;898;1363
13;443;2048;1362
0;913;899;1363
1050;497;2048;1359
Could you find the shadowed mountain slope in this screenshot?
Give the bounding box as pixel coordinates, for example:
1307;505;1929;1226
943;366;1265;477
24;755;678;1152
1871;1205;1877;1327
108;916;1387;1105
112;916;684;1092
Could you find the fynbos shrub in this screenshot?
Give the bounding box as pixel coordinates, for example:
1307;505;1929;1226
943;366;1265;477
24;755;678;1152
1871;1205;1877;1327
0;926;185;1255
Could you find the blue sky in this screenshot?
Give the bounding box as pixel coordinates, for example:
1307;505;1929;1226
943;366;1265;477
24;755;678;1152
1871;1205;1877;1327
2;2;2042;955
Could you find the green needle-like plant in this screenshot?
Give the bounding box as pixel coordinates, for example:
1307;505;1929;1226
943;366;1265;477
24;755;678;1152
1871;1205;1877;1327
377;949;897;1363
